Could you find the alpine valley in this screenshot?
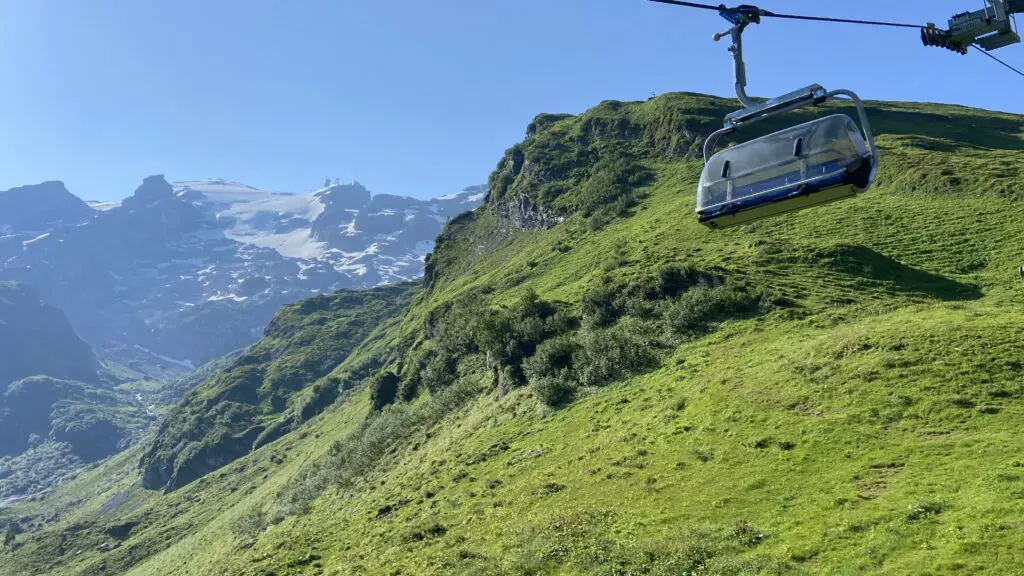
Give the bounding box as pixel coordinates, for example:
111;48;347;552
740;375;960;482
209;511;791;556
0;177;483;501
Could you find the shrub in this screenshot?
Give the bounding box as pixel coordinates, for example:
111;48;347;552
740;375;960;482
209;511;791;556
531;376;577;407
232;506;269;539
666;283;762;337
580;279;619;328
905;501;945;522
581;264;712;329
525;336;579;407
575;318;660;387
420;352;457;393
524;336;578;379
658;263;702;297
578;152;651;220
369;371;400;412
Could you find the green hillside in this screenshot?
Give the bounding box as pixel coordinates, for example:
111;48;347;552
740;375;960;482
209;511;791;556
140;283;418;492
4;91;1024;575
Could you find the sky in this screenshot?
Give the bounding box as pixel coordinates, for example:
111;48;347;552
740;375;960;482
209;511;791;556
0;0;1021;202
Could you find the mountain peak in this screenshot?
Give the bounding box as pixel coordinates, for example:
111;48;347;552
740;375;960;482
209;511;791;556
434;184;488;203
122;175;176;209
315;182;372;211
0;181;93;231
2;175;485;366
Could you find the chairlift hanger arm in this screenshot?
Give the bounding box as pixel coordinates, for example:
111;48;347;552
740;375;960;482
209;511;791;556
647;1;925;29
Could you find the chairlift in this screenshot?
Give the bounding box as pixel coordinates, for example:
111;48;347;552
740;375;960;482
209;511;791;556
696;5;879;229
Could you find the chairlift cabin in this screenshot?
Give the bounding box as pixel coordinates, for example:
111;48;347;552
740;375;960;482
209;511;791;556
695;6;878;229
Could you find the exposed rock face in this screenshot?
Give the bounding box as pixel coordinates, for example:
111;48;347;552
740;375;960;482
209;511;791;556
494;193;566;230
0;283;99;387
0;177;484;365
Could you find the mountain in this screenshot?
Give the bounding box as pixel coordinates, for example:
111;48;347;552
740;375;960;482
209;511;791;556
0;282;99;387
0;182;94;234
5;93;1024;575
0;283;154;499
140;283;417;492
0;178;484;367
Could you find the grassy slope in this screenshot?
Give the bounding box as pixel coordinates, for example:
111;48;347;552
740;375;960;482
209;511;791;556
5;93;1024;575
140;283;417;492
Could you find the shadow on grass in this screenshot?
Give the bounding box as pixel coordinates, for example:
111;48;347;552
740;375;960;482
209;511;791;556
817;244;982;301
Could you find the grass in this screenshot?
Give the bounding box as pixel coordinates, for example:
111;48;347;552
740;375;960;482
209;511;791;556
4;91;1024;575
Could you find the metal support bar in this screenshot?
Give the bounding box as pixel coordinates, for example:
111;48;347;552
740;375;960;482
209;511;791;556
703;88;878;168
825;89;879;169
714;23;756;108
703;125;735;163
724;84;827;127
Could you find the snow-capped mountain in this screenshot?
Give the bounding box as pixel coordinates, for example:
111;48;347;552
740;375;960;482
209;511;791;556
0;176;484;367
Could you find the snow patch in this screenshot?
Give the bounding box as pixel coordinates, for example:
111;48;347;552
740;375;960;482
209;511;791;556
86;200;121;211
22;232;50;246
338;263;368;276
225;228;327;259
207;292;248;302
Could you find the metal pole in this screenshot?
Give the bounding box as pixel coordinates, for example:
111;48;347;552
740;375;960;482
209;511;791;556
715;23;756;108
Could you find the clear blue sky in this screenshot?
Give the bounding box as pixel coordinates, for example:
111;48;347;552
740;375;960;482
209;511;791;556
1;0;1021;201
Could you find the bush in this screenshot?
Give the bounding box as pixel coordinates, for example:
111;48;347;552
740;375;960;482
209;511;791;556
905;501;945;522
658;263;702;297
578;152;651;221
666;283;762;337
524;336;579;407
580;280;618;328
232;506;269;539
524;336;578;379
531;376;577;407
420;351;457;393
575;318;660;388
581;264;711;329
477;290;553;364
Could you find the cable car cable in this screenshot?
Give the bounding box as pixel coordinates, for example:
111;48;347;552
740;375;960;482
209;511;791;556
971;44;1024;78
647;0;926;29
649;1;1024;80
